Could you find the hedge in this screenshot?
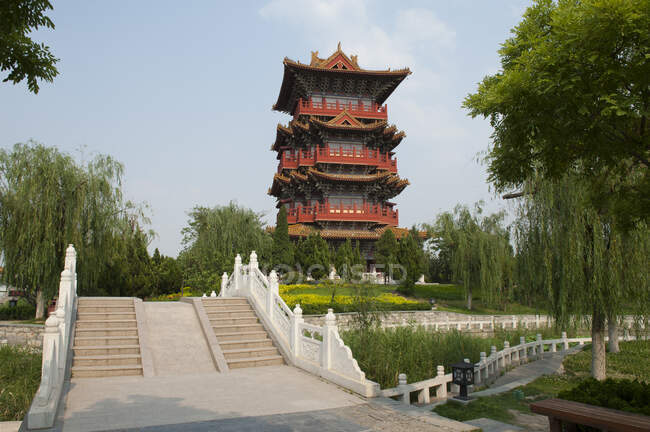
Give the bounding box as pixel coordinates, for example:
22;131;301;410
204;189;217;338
558;378;650;416
0;304;36;321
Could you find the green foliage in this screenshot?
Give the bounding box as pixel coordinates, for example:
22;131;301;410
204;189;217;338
396;232;425;295
271;206;294;270
0;303;35;320
0;0;58;93
558;378;650;416
0;142;152;316
426;203;514;310
179;202;272;293
513;175;650;329
295;233;331;280
333;239;364;280
0;344;41;421
375;229;398;282
563;341;650;382
341;327;564;389
463;0;650;228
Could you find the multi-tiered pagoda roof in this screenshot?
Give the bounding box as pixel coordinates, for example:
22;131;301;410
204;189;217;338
268;44;413;267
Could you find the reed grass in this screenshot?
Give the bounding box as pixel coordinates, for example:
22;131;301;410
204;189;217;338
0;344;42;421
340;326;569;388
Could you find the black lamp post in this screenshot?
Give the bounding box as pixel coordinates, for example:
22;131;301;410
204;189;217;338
451;361;474;401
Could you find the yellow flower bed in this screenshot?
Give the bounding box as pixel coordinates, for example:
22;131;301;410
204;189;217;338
279;285;429;314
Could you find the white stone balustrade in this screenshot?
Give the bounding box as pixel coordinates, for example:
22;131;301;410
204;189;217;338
380;366;451;405
27;245;78;429
220;252;380;397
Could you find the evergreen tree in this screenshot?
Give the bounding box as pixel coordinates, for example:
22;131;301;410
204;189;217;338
334;239;354;280
397;232;424;295
271;206;294;271
375;229;398;283
296;233;330;280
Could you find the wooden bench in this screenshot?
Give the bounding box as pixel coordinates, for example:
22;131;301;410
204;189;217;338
530;398;650;432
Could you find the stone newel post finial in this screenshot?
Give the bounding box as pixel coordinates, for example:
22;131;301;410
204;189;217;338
249;251;258;269
293;304;302;316
210;290;216;298
325;308;336;327
235;254;242;266
269;270;278;283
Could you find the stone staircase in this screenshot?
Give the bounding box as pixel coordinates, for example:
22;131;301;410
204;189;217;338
71;297;143;378
202;297;284;369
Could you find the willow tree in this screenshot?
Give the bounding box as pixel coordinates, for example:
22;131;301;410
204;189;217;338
513;175;649;379
179;202;271;293
0;142;148;317
429;203;513;310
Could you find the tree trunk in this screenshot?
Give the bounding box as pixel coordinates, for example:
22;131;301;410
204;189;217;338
608;318;620;353
35;289;45;319
467;288;472;310
591;310;607;380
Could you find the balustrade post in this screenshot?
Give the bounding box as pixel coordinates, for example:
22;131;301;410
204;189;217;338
267;270;279;322
490;346;498;375
512;315;517;329
504;341;510;367
249;251;258;271
436;366;448;398
536;334;543;359
291;304;303;360
479;352;487;382
535;314;540;328
234;254;242;294
562;331;569;350
220;272;228;297
520;336;527;363
321;309;336;370
398;373;409;405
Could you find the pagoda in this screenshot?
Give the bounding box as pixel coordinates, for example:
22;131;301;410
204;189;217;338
269;43;412;269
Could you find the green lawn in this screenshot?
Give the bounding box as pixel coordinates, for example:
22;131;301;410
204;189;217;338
433;340;650;425
0;344;42;421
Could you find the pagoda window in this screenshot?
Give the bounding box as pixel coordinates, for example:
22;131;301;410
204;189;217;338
310;93;372;110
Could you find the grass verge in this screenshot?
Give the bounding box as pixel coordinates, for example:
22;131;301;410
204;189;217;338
433;340;649;425
0;344;42;421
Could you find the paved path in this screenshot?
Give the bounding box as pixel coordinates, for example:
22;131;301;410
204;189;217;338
59;365;476;431
472;346;582;397
143;302;215;376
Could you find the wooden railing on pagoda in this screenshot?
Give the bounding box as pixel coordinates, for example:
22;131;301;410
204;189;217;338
286;201;398;226
294;98;388;120
278;146;397;172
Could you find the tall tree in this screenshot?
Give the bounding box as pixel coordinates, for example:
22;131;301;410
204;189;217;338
463;0;650;229
513;175;649;380
396;231;425;295
375;229;398;283
429;204;513;310
271;206;294;271
0;142;150;317
295;233;330;280
0;0;59;93
179;202;271;293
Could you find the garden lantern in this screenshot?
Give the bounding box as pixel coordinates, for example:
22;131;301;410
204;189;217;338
451;361;474;401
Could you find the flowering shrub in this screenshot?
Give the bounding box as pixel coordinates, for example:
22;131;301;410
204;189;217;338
148;287;204;302
279;286;430;315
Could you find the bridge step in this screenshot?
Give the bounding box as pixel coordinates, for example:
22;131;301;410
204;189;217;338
219;339;274;350
212;323;265;334
73;345;141;356
222;347;280;360
76;319;138;329
202;297;285;369
215;331;269;342
71;364;143;378
227;355;284;369
73;297;143;378
72;354;142;367
210;316;259;326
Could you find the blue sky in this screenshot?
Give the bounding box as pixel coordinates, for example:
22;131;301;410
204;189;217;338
0;0;531;256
